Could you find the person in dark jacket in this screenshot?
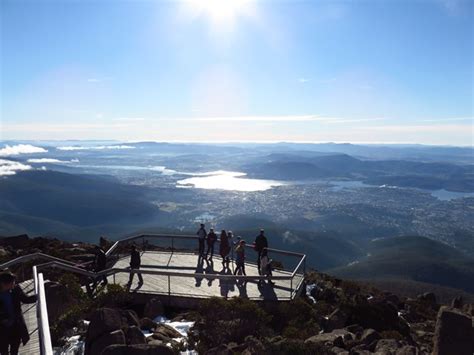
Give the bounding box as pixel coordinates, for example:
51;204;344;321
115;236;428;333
254;229;268;275
196;223;207;258
92;245;108;288
206;228;217;260
0;272;37;355
127;245;143;287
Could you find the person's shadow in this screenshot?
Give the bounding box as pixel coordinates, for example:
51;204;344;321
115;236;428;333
219;267;235;298
205;259;216;286
257;281;278;300
236;280;248;298
194;257;205;287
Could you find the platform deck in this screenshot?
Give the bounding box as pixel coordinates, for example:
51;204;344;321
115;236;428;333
109;251;304;301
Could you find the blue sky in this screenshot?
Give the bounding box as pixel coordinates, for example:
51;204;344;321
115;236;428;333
1;0;473;145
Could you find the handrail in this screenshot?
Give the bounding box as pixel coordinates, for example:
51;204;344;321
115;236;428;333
35;260;294;281
0;252;76;269
33;266;53;355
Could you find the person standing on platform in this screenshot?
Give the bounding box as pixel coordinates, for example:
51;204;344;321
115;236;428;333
0;272;37;355
127;245;143;288
234;240;247;276
219;229;231;269
206;228;217;260
254;229;268;275
196;223;207;258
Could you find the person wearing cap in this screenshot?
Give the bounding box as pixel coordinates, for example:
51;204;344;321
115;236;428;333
0;272;37;355
254;229;268;275
206;228;217;260
127;245;144;288
196;223;207;258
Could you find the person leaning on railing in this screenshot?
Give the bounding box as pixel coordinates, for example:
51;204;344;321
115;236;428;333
0;271;37;355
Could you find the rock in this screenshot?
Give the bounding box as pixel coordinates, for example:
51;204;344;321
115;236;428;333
433;306;474;355
122;310;140;327
0;247;8;257
207;344;234;355
326;308;349;331
360;328;380;345
347;300;405;334
89;330;126;355
144;298;164;319
0;234;29;248
330;346;349;354
126;326;146;345
140;317;157;331
86;308;125;348
305;329;353;347
417;292;436;306
101;344;174;355
154;323;182;339
395;345;418;355
451;296;463;309
375;339;403;353
345;324;364;338
44;281;74;323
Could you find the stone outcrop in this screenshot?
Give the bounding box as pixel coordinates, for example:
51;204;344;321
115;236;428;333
101;344;174;355
432;306;474;355
143;298;164;319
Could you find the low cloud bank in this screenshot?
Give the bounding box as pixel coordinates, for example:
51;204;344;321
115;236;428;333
0;159;32;176
0;144;48;156
27;158;79;164
57;145;135;151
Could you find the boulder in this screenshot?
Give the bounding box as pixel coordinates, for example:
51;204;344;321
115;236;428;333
433;306;474;355
101;344;174;355
360;328;380;345
151;323;182;344
140;317;157;331
374;339;403;353
89;330;126;355
0;234;29;248
122;310;140;328
44;281;74;323
126;326;146;345
326;308;349;331
86;308;125;347
417;292;436;306
330;347;349;354
450;296;463;309
395;345;418;355
144;298;164;319
305;329;353;347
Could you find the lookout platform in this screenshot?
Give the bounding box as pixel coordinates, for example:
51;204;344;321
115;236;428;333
109;250;304;303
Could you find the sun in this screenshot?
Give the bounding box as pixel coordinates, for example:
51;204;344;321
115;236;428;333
186;0;255;29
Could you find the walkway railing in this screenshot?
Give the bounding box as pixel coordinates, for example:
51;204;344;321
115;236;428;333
33;265;53;355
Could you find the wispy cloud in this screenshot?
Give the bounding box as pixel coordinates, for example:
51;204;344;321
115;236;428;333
417;117;473;123
114;117;148;122
0;159;32;176
57;145;135;151
298;78;310;83
27;158;78;164
0;144;48;156
182;115;385;123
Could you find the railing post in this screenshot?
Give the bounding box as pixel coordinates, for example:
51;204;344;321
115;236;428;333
303;256;306;274
290;277;293;299
113;273;116;285
171;236;174;252
168;274;171;297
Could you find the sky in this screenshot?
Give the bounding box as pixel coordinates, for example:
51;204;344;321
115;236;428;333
1;0;473;145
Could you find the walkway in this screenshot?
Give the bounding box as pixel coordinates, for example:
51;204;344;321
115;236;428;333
19;279;40;355
110;251;304;301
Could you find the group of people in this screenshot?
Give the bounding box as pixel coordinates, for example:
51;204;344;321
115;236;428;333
196;224;274;284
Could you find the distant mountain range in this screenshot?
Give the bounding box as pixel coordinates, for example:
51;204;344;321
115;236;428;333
244;153;474;192
329;236;474;294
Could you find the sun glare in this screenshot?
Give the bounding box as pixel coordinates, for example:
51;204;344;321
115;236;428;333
186;0;255;29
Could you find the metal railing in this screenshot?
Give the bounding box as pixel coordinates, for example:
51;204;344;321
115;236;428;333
33;265;53;355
